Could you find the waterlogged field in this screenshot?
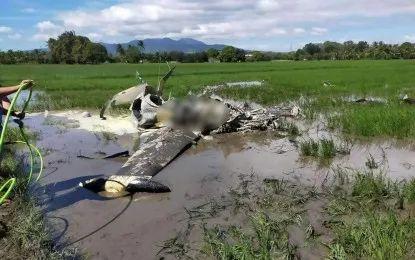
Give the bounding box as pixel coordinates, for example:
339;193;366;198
2;60;415;259
1;60;415;138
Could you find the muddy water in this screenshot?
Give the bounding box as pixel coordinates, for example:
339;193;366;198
20;113;415;259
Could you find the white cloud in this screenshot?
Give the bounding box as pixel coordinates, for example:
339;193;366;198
257;0;280;12
21;8;36;13
30;0;415;46
311;27;328;35
8;33;22;40
293;28;306;34
269;28;287;36
36;21;61;32
404;35;415;41
0;26;12;33
86;33;103;41
33;21;64;41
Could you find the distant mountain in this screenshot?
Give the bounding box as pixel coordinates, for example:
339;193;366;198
101;38;227;55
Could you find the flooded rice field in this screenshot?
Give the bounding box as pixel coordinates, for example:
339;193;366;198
21;111;415;259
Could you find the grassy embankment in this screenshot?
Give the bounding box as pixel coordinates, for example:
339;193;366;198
0;128;78;259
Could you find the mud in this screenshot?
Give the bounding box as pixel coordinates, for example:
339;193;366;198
20;112;415;259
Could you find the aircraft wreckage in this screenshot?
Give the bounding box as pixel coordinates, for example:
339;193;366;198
80;66;300;196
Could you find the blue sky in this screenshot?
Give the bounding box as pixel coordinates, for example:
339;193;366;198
1;0;415;51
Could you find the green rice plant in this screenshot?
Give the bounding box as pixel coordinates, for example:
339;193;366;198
333;212;415;259
365;154;378;169
276;120;300;137
320;138;336;158
403;179;415;203
326;114;341;131
327;244;347;260
300;139;319;157
263;178;288;194
3;60;415;138
299;138;338;159
203;212;291;260
351;171;394;202
338;103;415;139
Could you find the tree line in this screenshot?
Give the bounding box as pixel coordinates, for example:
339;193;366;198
1;31;415;64
114;44;246;63
293;41;415;60
0;31;108;64
0;31;247;64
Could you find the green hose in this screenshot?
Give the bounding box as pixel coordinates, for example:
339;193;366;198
7;141;44;182
0;84;26;152
0;83;43;204
17;123;34;184
0;178;15;205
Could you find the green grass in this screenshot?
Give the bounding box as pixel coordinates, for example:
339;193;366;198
330;212;415;260
299;138;346;161
327;103;415;139
160;169;415;259
1;60;415;108
351;171;394;202
2;60;415;138
203;212;291;259
327;169;415;259
404;179;415;203
0;127;79;259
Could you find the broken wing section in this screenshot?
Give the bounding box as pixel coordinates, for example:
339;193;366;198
99;84;155;119
118;128;199;177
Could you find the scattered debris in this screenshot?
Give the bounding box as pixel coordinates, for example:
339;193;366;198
100;65;176;120
82;71;299;195
202;80;264;95
402;94;415;104
322;80;335;88
402;162;414;170
210;97;300;134
80;175;171;196
81;111;91;118
342;96;387;104
77;150;129;160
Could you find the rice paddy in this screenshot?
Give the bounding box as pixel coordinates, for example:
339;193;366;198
2;60;415;259
1;60;415;138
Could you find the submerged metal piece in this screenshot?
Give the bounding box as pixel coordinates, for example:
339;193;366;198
77;150;129;160
119;128;199;177
80;127;198;195
100;84;154;119
80;175;171;197
402;95;415;104
90;72;301;196
131;94;164;129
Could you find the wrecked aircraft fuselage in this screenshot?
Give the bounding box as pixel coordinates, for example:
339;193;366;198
82;75;299;197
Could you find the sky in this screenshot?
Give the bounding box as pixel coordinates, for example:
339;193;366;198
1;0;415;51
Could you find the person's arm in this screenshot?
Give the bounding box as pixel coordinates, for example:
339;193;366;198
0;85;21;97
0;80;33;97
1;108;25;119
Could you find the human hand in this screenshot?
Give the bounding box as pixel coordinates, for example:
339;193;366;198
20;80;34;90
13;111;26;120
